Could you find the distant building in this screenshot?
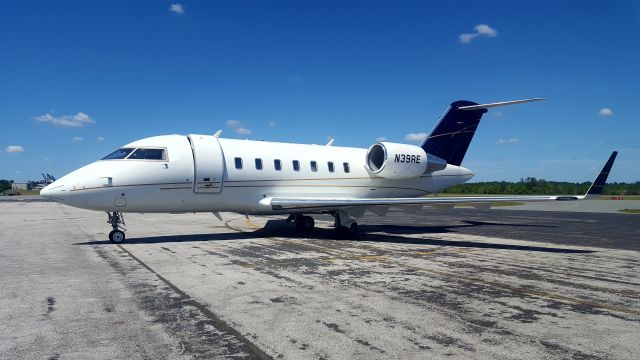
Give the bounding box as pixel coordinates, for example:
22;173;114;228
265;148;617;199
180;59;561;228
11;182;32;191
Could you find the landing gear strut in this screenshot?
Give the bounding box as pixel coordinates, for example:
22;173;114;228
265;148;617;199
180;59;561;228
107;212;126;244
333;210;358;239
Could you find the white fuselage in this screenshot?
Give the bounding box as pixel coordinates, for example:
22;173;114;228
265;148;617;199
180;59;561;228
41;134;474;214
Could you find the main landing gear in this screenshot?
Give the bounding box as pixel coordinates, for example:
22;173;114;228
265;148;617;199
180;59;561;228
333;210;359;239
287;210;359;239
107;212;126;244
287;214;315;232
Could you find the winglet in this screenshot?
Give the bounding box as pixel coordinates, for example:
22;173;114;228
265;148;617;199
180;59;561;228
584;151;618;199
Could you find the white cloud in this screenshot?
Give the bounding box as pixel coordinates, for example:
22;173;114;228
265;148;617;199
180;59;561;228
226;119;241;128
169;4;185;15
6;145;25;153
268;121;277;127
226;119;252;135
491;111;504;118
33;112;95;127
404;132;427;142
375;137;388;142
97;136;105;142
476;24;498;37
497;138;519;144
598;108;614;117
235;127;252;135
72;136;83;142
459;24;498;43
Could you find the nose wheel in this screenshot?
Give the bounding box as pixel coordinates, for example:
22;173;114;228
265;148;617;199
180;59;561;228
107;212;126;243
109;230;125;243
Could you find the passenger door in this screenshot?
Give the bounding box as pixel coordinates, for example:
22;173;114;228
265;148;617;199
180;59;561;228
188;134;224;194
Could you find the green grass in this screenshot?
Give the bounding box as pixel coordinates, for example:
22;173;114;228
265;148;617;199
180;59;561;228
619;209;640;214
434;194;640;201
490;201;525;207
453;202;525;207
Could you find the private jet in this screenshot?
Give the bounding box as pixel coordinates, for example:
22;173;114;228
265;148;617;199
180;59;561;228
41;98;618;243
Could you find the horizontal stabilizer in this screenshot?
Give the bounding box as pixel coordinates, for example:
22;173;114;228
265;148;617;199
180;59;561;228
421;97;545;166
458;98;546;111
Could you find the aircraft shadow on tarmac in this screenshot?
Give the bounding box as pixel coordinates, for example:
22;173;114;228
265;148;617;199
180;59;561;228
75;219;592;254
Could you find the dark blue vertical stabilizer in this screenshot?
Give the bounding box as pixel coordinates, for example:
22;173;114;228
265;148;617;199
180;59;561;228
420;100;488;166
586;151;618;196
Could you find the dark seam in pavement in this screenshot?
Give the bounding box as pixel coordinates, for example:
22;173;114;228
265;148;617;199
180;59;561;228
116;244;274;360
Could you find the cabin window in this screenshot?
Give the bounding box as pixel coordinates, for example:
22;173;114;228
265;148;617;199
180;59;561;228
101;148;135;160
235;157;243;169
328;161;335;173
310;161;318;172
127;148;167;160
343;162;350;173
293;160;300;171
274;159;282;171
255;158;263;170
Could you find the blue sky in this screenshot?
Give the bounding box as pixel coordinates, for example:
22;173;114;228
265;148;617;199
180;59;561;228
1;1;638;182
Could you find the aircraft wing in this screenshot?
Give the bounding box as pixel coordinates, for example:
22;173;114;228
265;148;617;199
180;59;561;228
259;151;617;212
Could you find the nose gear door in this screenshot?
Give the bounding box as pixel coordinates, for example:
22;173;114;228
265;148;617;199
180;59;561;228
188;134;224;194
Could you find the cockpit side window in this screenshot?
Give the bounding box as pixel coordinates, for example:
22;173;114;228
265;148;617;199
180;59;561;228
101;148;135;160
127;148;167;160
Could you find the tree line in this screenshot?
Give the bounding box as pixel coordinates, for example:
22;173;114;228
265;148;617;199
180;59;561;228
442;177;640;195
0;180;12;192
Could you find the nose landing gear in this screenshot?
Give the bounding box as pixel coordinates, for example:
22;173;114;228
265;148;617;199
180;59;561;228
107;212;126;243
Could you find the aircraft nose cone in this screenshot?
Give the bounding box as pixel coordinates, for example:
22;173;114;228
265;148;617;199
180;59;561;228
40;181;66;201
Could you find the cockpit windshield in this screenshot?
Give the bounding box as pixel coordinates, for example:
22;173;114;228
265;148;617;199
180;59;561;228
128;148;167;160
101;148;135;160
100;147;167;160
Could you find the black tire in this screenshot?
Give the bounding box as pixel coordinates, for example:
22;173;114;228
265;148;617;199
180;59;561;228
335;222;358;239
335;226;349;239
109;230;125;244
348;222;358;237
302;216;315;231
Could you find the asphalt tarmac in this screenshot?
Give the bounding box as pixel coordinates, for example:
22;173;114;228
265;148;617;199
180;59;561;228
1;202;638;359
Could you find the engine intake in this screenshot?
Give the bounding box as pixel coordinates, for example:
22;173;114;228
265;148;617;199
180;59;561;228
366;142;447;179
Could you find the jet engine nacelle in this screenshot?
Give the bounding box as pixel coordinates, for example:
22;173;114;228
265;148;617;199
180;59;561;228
364;142;423;179
366;142;448;179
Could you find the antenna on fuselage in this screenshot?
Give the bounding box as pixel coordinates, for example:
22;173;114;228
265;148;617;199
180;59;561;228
326;138;334;146
213;130;223;138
